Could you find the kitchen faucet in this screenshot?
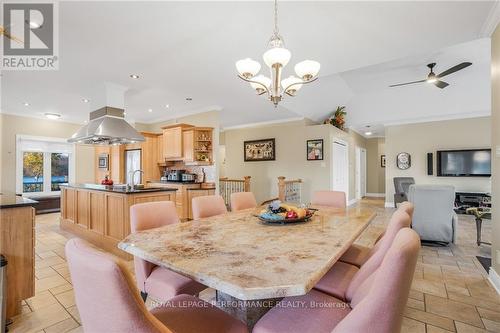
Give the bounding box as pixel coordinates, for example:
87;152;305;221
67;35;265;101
128;169;144;189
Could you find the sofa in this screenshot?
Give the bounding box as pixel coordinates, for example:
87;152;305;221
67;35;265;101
408;184;457;244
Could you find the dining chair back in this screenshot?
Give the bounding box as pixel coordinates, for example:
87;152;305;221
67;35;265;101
66;238;169;333
311;191;346;208
345;210;411;301
230;192;257;212
333;228;420;333
130;201;179;293
191;194;228;219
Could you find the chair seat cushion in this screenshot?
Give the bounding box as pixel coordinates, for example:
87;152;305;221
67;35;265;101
151;294;248;333
145;267;206;301
253;289;351;333
313;261;359;300
339;244;371;268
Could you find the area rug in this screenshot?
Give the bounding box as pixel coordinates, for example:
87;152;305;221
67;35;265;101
476;256;492;273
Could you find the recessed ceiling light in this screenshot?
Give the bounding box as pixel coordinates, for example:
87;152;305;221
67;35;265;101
23;102;30;106
186;97;193;101
44;113;61;120
165;104;170;108
129;74;140;79
148;108;153;113
123;112;127;115
365;131;373;136
82;98;89;103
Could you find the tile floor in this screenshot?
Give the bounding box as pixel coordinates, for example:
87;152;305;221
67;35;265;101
7;198;500;333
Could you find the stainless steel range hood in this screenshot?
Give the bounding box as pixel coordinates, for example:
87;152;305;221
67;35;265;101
68;107;145;145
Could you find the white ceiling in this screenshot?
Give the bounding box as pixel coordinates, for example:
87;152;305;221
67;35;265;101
1;1;497;129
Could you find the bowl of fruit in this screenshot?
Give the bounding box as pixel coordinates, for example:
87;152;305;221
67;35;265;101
257;201;316;225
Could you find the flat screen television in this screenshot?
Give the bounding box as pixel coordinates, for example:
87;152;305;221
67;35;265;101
437;149;491;177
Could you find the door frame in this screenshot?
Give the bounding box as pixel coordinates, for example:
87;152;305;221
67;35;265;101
331;139;349;200
355;146;367;200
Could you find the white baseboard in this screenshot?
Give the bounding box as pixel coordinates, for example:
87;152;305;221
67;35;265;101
348;198;358;206
366;193;385;198
489;267;500;295
385;201;395;208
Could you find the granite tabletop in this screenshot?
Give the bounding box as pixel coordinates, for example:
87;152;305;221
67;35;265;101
0;193;38;209
60;184;177;194
119;205;375;300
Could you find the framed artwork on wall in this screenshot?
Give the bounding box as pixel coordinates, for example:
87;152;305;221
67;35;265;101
244;138;276;162
397;152;411;170
307;139;324;160
98;154;109;170
381;155;386;168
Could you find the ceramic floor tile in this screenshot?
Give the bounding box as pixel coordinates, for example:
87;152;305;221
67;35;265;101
482;318;500;332
43;318;80;333
411;277;448;298
54;290;76;309
25;291;58;311
477;307;500;322
426;324;454;333
8;303;70;333
404;307;456;331
35;275;68;293
455;321;489;333
425;294;484;328
401;317;426;333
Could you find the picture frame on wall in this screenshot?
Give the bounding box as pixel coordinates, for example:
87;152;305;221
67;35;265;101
381;155;386;168
307;139;324;160
98;154;109;170
244;138;276;162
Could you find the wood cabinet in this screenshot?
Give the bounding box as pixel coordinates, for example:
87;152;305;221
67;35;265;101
182;130;195;162
183;127;213;165
61;186;176;259
187;188;216;219
148;182;201;220
162;126;184;159
1;205;35;318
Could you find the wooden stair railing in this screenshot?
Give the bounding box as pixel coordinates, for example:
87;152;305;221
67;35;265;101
219;176;251;207
278;176;302;203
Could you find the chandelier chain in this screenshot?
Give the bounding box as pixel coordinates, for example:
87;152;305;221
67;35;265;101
274;0;279;36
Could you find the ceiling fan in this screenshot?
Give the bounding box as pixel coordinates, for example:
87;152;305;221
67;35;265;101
389;62;472;89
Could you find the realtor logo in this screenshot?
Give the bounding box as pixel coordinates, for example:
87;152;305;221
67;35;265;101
1;2;59;70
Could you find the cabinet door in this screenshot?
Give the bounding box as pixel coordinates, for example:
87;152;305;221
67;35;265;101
141;134;160;182
163;127;183;159
157;134;164;163
183;130;194;162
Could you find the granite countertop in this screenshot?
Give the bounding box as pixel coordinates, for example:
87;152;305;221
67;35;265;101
148;180;200;185
119;205;375;300
60;184;177;194
0;193;38;209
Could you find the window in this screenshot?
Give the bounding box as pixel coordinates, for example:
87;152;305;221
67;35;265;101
17;136;75;195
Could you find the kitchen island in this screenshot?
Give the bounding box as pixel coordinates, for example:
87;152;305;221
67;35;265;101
0;193;38;319
60;184;177;259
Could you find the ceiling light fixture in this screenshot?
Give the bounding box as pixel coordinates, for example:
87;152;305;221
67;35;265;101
148;108;153;113
235;0;320;107
129;74;140;79
365;131;373;136
23;102;30;106
44;113;61;120
165;104;170;108
82;98;89;103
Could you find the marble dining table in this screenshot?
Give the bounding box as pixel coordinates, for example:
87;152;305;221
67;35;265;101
118;205;376;328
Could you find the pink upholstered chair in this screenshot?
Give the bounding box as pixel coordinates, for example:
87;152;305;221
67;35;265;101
130;201;205;302
339;202;415;268
311;191;346;208
230;192;257;212
66;238;248;333
191;194;227;219
253;228;420;333
314;210;411;301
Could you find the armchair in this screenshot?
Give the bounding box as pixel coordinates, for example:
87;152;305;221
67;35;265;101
408;184;457;244
393;177;415;208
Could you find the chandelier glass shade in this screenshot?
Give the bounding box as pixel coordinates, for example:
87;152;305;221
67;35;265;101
235;0;320;107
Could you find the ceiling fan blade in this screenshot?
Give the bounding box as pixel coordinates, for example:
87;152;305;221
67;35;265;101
437;62;472;78
389;79;426;87
434;80;449;89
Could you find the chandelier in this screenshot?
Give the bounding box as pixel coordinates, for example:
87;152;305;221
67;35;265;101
235;0;320;107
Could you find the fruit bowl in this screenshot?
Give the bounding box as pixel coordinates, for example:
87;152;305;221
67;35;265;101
256;201;316;225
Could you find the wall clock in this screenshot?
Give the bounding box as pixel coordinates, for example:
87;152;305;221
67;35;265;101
397;152;411;170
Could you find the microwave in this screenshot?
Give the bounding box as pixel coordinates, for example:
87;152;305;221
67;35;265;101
98;154;109;170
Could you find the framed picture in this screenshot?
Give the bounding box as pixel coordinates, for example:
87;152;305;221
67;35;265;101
307;139;324;160
397;152;411;170
98;154;109;170
381;155;386;168
244;138;276;162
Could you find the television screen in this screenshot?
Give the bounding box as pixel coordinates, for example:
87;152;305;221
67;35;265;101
437;149;491;177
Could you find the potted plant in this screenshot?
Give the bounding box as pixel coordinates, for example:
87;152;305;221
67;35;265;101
324;106;346;131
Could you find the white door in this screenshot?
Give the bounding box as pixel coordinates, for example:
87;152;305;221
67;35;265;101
332;140;349;199
356;147;367;199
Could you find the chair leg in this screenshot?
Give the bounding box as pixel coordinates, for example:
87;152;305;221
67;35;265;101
140;291;148;302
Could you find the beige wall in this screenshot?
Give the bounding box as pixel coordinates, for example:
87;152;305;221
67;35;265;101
491;24;500;275
223;120;366;204
366;137;386;195
385;117;491;206
0;114;95;193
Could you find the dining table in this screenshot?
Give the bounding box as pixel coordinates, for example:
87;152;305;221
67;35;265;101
118;205;376;329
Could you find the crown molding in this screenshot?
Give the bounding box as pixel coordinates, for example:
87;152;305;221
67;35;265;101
480;0;500;37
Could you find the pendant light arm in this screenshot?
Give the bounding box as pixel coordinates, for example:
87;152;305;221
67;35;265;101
283;76;319;95
237;74;271;95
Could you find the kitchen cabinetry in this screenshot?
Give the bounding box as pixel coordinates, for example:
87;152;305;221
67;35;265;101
162;124;193;160
147;182;202;220
183;127;213;165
